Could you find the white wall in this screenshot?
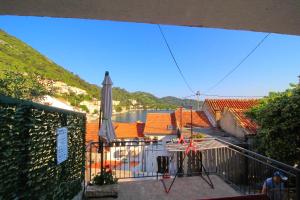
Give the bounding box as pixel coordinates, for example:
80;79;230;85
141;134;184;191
202;103;217;127
219;111;246;139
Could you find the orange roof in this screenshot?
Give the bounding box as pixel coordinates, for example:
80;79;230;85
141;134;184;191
144;113;177;135
114;122;145;139
86;121;99;143
227;108;257;135
204;99;259;117
86;121;145;143
87;161;139;169
174;109;211;128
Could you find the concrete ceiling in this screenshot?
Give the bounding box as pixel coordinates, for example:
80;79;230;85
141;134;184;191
0;0;300;35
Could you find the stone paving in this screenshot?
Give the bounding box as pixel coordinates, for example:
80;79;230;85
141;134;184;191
101;175;240;200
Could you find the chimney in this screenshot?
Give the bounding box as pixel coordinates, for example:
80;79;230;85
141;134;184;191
179;106;183;130
215;110;221;121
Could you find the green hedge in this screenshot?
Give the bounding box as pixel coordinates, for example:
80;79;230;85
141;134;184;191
0;95;86;199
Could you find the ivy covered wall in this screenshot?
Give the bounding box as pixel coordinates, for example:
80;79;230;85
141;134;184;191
0;95;86;199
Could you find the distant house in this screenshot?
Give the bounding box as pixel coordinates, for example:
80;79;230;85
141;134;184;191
143;113;177;143
86;121;146;170
219;108;257;141
202;99;259;143
174;107;211;129
202;99;259;127
86;120;145;143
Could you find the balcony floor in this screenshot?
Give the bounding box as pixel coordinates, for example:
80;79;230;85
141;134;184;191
102;175;240;200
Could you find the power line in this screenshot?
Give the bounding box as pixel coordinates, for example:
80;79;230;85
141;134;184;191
157;24;195;94
182;94;196;99
201;93;264;98
182;93;264;99
205;33;271;93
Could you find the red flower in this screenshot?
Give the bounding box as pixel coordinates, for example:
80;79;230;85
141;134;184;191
105;164;110;168
107;169;112;174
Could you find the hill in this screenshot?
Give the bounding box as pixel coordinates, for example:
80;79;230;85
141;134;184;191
0;29;200;111
160;96;202;109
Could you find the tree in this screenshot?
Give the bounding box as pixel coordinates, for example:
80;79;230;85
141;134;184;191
79;105;89;113
115;105;122;113
246;84;300;166
0;70;51;101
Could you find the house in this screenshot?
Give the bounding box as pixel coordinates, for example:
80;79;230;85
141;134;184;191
202;99;259;144
143;113;177;143
202;99;259;127
219;108;257;140
86;121;146;176
86;120;145;143
174;107;211;129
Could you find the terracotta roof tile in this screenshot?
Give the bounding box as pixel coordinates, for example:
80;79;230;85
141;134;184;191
114;122;145;139
174;109;211;128
144;113;177;135
204;99;259;120
86;121;145;143
227;108;258;135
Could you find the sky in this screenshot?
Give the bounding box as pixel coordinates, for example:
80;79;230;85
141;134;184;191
0;16;299;99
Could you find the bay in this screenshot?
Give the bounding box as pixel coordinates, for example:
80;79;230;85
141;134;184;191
111;110;173;123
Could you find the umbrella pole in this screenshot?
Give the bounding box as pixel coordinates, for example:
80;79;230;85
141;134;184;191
98;108;104;182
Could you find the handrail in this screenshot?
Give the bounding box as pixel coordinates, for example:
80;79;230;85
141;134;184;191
215;138;300;173
225;145;297;177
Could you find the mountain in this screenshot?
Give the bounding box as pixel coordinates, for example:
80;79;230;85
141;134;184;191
0;29;100;98
0;29;199;112
160;96;203;109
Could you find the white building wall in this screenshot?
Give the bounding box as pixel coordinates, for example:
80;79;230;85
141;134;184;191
202;103;217;127
219;111;246;139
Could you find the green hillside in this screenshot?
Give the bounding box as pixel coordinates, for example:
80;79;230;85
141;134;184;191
160;96;202;109
0;29;198;110
0;29;100;98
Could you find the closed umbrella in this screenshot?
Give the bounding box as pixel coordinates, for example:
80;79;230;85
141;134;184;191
99;71;116;143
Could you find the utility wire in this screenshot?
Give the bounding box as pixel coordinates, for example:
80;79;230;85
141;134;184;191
201;93;264;98
182;94;196;99
157;24;195;94
205;33;271;93
182;93;264;99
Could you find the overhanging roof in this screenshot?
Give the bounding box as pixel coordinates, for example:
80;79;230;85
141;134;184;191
0;0;300;35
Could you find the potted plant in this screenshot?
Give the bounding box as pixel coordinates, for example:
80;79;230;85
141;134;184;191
86;164;119;198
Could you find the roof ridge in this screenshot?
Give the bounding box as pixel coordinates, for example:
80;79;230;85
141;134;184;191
205;98;259;101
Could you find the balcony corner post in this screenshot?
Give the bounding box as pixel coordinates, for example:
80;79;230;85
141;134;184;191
296;171;300;200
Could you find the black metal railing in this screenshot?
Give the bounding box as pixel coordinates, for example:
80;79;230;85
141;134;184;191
85;140;166;183
85;138;300;200
202;139;300;200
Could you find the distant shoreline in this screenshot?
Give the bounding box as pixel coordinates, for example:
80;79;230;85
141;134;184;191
112;109;173;115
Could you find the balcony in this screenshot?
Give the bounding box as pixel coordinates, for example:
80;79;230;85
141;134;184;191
113;175;242;200
85;138;300;199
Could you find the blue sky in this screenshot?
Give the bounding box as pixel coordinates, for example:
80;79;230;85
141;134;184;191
0;16;299;99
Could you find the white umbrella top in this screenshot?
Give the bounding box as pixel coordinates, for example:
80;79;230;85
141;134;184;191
99;71;116;143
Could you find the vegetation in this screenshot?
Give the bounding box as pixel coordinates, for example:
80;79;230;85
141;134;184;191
0;70;52;100
192;133;205;139
79;105;89;113
114;105;123;112
0;29;100;98
93;109;99;114
246;84;300;166
0;29;199;110
92;164;118;185
160;96;203;109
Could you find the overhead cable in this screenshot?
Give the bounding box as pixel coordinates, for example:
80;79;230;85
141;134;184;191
157;24;195;94
205;33;271;93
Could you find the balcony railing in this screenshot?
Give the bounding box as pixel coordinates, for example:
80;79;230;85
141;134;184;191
85;139;300;200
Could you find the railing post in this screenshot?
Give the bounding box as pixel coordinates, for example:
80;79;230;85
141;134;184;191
89;144;92;183
177;152;184;177
99;140;104;184
296;171;300;200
